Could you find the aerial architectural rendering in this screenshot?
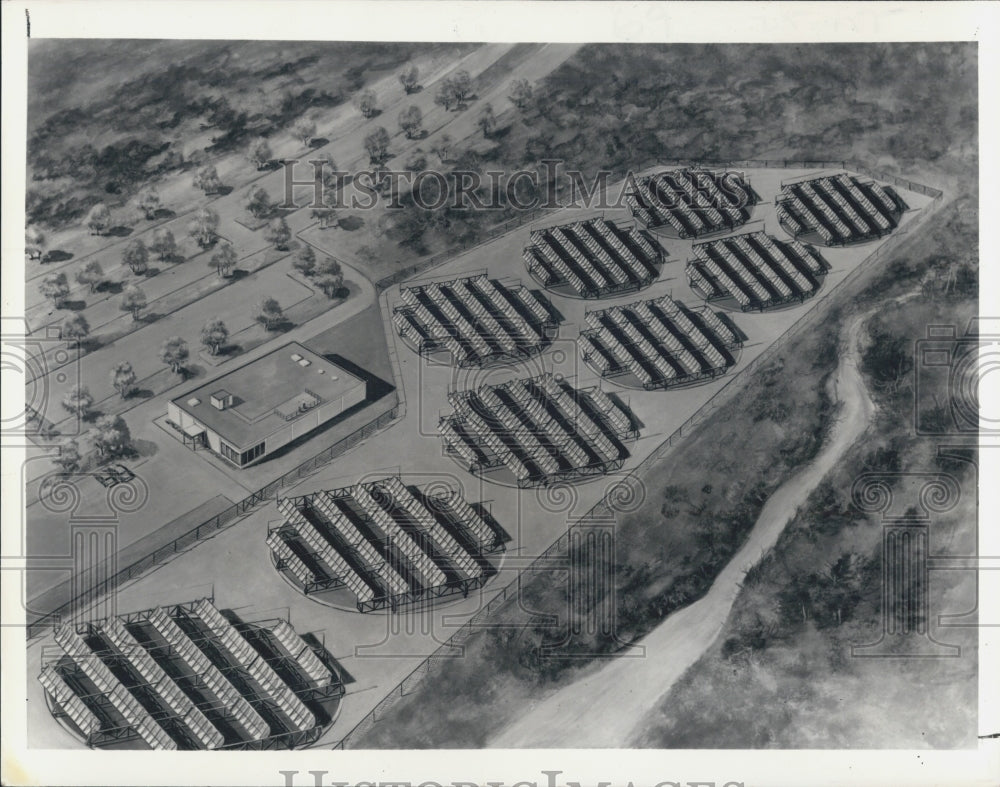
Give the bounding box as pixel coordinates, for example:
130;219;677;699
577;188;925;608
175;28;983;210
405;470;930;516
7;30;984;775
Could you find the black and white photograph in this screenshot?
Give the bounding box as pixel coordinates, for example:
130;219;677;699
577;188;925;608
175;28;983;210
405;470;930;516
1;3;997;786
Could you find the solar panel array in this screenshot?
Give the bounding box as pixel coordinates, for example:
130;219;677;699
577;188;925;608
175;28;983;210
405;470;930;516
776;173;899;245
626;169;754;238
39;665;102;740
523;218;662;299
393;274;555;367
686;229;829;311
269;477;496;610
579;295;741;389
440;374;635;486
40;601;333;750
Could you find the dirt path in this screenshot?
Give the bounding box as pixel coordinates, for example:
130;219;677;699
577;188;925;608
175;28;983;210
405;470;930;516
490;309;877;748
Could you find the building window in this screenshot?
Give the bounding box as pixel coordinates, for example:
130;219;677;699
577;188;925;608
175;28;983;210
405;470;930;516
240;442;265;465
220;440;264;467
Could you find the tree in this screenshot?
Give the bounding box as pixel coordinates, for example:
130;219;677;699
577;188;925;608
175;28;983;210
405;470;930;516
477;103;497;137
313;256;343;298
818;552;864;627
862;325;912;390
292;117;317;147
75;260;105;293
188;206;219;248
137;187;161;220
25;226;45;260
431;133;453;162
159;336;189;374
211;242;237;277
120;284;147;321
364;126;391;167
247;137;273;170
62;385;94;419
292;244;316;277
403;152;427;172
149;228;177;261
398;64;419;94
434;78;458;111
244;185;274;219
508;78;533;109
39;273;70;308
93;414;133;459
778;574;819;625
311;189;339;229
254;297;284;330
110;361;138;399
312;151;340;190
264;217;292;250
61;313;90;347
122;239;149;275
355;89;377;119
53;438;82;474
398;105;423;139
452;70;472;102
86;203;112;235
200;318;229;356
193;164;223;194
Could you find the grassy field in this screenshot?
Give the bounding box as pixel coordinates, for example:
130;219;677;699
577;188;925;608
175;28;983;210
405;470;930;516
353;41;978;749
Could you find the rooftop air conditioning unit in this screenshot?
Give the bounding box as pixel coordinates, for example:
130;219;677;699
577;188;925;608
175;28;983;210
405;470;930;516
210;390;233;410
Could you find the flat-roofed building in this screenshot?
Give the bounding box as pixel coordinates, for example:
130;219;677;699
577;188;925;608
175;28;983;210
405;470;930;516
167;342;366;467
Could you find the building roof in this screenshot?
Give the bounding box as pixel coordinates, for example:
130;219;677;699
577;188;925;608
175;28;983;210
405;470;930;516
171;342;365;448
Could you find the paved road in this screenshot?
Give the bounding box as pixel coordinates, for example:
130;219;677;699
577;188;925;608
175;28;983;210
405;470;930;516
489;307;877;748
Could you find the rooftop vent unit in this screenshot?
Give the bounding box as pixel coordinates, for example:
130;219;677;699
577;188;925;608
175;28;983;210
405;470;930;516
187;397;201;407
290;353;303;362
298;359;311;367
210;390;234;410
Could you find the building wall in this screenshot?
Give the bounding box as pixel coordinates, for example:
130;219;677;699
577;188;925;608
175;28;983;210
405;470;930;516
168;376;366;466
167;401;224;453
